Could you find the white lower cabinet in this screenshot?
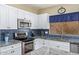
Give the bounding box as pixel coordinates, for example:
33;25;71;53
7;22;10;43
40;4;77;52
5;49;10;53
45;40;70;52
34;38;45;50
0;43;22;55
34;39;70;52
0;47;21;55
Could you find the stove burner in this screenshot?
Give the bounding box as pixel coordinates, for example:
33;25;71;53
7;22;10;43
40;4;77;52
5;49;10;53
15;37;34;42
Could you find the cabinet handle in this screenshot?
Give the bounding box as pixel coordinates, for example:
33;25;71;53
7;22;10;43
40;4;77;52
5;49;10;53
11;46;14;48
7;27;10;28
56;46;60;48
24;18;26;19
11;51;14;53
43;43;45;45
34;43;36;45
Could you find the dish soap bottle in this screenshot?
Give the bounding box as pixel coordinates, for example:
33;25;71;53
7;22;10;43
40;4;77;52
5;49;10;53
5;33;9;43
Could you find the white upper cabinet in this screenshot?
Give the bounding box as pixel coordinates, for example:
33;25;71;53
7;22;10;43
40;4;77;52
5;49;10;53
23;11;38;29
17;9;25;19
17;9;38;29
0;5;50;30
0;5;18;29
0;5;50;29
8;6;18;29
30;13;38;29
25;12;31;20
0;5;9;29
38;13;49;29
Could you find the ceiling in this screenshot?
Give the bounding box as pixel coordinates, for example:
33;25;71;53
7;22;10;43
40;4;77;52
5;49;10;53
26;4;57;9
8;4;58;14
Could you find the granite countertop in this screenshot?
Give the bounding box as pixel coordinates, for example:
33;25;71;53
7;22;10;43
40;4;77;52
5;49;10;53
0;40;21;47
34;36;79;43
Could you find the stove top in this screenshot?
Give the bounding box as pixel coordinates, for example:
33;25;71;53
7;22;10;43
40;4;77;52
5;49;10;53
15;37;34;42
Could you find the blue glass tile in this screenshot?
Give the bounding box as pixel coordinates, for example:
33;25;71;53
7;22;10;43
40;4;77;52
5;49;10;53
0;29;17;41
49;12;79;23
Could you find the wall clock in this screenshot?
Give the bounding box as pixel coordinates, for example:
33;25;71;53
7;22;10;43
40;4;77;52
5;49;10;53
58;7;66;14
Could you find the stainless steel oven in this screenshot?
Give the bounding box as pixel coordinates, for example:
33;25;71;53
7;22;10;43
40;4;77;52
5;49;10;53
22;41;34;55
14;30;34;55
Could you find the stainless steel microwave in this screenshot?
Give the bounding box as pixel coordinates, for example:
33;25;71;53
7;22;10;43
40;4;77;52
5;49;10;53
17;19;31;28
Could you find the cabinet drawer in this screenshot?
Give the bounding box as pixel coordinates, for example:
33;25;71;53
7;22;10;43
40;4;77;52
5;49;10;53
54;45;70;52
0;47;21;55
0;43;21;51
44;40;70;52
12;43;21;48
10;47;21;55
52;42;70;52
56;42;70;51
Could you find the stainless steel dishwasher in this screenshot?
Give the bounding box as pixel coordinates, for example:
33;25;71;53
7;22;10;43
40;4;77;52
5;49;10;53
70;43;79;53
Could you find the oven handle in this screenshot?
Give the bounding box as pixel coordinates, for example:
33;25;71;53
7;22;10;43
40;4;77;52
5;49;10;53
24;41;33;45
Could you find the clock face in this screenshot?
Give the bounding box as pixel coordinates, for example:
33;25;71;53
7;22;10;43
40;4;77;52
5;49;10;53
58;7;66;14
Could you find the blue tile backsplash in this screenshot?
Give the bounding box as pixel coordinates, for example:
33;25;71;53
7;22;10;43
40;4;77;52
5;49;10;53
0;29;79;41
0;29;17;41
30;29;79;41
31;29;49;36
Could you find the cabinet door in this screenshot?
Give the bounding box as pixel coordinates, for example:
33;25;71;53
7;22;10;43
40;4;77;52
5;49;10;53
30;14;38;29
25;12;31;20
45;40;58;48
43;14;49;29
38;15;42;29
38;13;49;29
0;42;22;55
34;39;44;50
0;5;9;29
25;12;31;28
8;6;17;29
17;9;25;19
25;12;38;29
0;50;9;55
45;40;70;52
11;47;22;55
0;47;21;55
56;41;70;52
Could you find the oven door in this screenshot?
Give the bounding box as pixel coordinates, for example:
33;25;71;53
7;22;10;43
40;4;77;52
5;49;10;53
23;41;34;54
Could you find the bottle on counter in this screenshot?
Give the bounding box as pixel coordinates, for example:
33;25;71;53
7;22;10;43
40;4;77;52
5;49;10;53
5;33;9;42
